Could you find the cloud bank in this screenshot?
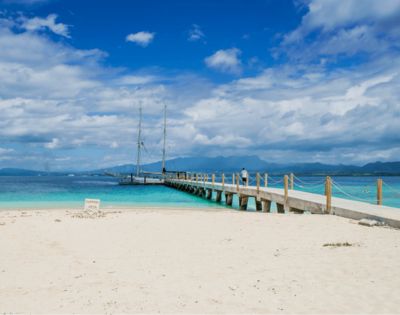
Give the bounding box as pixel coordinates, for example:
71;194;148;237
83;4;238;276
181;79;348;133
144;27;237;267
1;3;400;170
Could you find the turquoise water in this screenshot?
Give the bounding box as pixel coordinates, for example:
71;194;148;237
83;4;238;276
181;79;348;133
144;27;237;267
0;175;399;210
0;176;223;209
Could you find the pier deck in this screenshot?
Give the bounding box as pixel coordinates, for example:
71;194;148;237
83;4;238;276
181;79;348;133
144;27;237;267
165;178;400;229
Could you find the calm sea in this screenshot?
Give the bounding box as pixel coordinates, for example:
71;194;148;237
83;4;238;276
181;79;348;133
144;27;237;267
0;175;399;210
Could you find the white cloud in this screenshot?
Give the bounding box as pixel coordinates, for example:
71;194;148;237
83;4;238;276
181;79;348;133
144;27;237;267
114;75;159;85
188;24;205;42
286;0;400;42
1;9;400;169
0;147;14;154
204;48;242;74
22;14;70;38
126;31;155;47
280;0;400;61
44;138;60;149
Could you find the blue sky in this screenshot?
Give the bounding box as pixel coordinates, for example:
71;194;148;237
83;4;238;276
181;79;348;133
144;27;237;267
1;0;400;170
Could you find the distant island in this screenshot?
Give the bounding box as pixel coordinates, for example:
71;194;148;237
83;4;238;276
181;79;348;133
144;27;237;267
2;156;400;176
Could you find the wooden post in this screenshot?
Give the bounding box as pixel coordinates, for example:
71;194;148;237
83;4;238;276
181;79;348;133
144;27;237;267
377;178;383;205
255;197;262;211
262;200;271;213
326;176;332;214
196;174;198;183
264;173;268;187
246;173;249;186
284;175;289;211
222;173;225;189
232;173;235;185
216;191;222;202
290;173;294;190
205;174;208;183
239;196;248;210
256;172;260;193
225;193;233;206
236;174;240;192
212;174;215;186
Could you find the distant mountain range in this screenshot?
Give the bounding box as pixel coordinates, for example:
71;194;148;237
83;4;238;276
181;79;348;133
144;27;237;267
2;156;400;176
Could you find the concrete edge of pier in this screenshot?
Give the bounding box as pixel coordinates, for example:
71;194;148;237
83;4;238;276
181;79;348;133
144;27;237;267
165;178;400;230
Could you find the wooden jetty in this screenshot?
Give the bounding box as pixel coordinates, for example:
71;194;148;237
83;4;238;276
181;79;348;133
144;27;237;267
165;173;400;229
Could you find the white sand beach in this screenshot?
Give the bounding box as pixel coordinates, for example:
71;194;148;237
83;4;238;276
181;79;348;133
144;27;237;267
0;207;399;314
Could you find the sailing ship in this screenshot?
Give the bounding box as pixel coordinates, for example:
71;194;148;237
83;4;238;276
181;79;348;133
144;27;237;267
119;103;167;185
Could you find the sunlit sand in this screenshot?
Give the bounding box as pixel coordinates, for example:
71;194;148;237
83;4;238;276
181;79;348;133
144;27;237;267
1;207;399;313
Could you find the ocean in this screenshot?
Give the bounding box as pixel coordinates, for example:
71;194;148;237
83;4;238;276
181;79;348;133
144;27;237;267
0;175;399;210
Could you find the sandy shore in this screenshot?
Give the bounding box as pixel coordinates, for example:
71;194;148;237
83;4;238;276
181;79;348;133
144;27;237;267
0;207;399;314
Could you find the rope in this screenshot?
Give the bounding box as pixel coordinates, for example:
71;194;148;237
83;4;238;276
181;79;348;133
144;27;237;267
293;175;326;186
331;180;377;204
382;180;400;195
268;177;284;184
295;182;326;189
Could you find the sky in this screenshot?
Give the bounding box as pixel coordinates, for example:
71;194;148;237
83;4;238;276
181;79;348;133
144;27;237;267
0;0;400;171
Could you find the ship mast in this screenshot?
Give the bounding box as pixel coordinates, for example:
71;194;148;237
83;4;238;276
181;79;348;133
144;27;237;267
136;104;142;177
162;102;167;174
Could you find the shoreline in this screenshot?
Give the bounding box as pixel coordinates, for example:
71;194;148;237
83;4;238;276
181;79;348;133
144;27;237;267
1;207;400;313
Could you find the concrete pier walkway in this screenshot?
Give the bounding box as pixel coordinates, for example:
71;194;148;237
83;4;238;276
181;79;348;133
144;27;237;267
165;178;400;229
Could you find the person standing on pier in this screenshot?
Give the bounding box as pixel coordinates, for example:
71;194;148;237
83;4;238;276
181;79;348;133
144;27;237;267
241;167;248;186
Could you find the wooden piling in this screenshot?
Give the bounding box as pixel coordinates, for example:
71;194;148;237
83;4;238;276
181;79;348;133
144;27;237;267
326;176;332;214
290;173;294;190
216;191;222;202
256;172;260;194
255;198;262;211
262;200;272;213
225;193;233;206
377;178;383;205
239;195;248;210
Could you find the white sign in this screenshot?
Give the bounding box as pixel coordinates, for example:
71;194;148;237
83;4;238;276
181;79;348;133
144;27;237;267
84;198;100;211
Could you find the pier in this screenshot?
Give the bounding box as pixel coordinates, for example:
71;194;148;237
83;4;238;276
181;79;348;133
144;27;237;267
165;173;400;229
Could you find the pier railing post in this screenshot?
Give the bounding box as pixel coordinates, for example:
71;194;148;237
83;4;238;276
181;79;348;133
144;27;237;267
236;174;240;192
256;172;260;193
264;173;268;187
290;173;294;190
196;174;198;183
377;178;383;205
246;173;249;186
212;174;215;187
326;176;332;214
284;175;289;211
232;173;235;185
222;173;225;189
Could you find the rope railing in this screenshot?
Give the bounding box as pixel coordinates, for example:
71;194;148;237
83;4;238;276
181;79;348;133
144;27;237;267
267;177;284;184
171;172;397;208
293;174;326;186
382;180;400;195
331;180;378;204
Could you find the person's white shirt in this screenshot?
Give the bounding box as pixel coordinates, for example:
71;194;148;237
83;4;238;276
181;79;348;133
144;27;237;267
241;169;248;178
